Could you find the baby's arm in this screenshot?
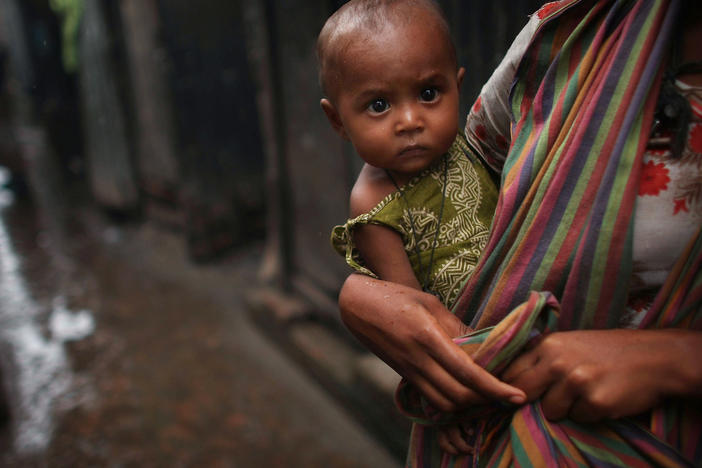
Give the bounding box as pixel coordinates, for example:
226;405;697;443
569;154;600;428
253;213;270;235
353;224;421;289
350;164;421;290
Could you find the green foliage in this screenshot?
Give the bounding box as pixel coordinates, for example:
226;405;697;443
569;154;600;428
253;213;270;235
49;0;83;73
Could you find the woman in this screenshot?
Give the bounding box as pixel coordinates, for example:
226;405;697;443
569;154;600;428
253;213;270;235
338;0;702;466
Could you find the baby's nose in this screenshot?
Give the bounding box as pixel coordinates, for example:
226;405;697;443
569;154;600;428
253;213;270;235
395;105;424;134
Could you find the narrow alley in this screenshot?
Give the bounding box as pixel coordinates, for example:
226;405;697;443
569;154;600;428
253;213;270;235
0;143;399;467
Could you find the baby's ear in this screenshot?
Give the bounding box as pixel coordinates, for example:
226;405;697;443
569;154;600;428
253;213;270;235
457;67;466;89
320;98;348;140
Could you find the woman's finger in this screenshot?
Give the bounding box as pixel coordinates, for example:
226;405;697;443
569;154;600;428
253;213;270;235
501;348;540;383
501;345;558;402
409;372;463;413
428;328;526;405
410;359;487;411
444;424;473;454
539;376;578;421
417;294;526;406
437;428;459;455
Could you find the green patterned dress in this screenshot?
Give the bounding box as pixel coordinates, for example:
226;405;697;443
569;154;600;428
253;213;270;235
331;133;498;309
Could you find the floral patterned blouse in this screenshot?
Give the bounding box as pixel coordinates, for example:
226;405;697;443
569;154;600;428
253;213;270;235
626;81;702;325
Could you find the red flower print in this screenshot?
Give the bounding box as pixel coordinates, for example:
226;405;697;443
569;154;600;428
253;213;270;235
674;197;689;215
475;124;487;141
639;160;670;196
628;296;650;313
647;147;668;157
495;134;509;150
537;1;565;19
472;96;482;114
690;123;702;154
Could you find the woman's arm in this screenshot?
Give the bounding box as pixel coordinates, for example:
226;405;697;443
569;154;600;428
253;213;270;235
338;273;526;412
502;328;702;421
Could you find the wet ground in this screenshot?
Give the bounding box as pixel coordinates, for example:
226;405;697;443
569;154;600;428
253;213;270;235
0;139;399;467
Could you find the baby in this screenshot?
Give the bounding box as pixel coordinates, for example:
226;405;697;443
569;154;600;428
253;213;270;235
321;0;497;309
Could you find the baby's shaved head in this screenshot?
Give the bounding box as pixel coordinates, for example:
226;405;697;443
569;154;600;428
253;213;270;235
317;0;455;101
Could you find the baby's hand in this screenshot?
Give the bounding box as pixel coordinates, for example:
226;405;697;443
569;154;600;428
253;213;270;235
437;422;474;456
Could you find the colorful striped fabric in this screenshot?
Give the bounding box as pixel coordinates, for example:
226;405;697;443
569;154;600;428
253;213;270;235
399;0;702;466
453;0;687;330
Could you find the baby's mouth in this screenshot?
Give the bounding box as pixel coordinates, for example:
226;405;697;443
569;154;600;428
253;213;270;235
398;144;427;157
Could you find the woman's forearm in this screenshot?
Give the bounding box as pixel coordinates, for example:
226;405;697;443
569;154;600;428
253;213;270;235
338;273;526;412
654;328;702;399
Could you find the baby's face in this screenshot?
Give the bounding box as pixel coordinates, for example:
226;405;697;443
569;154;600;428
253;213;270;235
328;20;463;180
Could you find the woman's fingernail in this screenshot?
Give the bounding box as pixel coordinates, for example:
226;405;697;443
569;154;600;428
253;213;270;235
509;394;525;405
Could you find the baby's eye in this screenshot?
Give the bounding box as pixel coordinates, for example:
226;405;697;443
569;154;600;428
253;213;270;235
420;88;439;102
367;98;389;114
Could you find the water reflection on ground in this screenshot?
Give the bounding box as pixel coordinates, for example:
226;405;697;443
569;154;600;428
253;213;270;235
0;175;95;454
0;159;398;467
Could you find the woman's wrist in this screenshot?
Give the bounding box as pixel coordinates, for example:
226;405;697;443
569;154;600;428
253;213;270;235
658;329;702;399
634;328;702;400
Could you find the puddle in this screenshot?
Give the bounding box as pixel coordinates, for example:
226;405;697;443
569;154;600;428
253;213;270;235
0;179;95;454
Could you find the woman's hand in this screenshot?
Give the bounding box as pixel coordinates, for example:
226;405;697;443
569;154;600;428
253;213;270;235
338;273;526;412
502;328;702;422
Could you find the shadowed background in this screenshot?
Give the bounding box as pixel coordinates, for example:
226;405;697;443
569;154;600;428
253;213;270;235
0;0;543;465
